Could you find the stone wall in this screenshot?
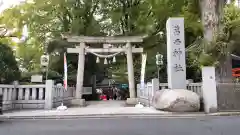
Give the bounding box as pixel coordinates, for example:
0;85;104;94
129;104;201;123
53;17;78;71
217;83;240;111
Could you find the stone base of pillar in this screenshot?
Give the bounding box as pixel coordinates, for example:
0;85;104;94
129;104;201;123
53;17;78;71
71;98;86;107
126;98;138;105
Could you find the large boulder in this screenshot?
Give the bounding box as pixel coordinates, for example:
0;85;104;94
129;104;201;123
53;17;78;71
153;89;200;112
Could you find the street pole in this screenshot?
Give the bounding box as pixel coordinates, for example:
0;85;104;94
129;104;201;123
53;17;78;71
46;66;49;80
157;66;160;82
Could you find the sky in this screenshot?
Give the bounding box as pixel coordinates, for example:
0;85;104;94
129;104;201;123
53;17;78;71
0;0;25;13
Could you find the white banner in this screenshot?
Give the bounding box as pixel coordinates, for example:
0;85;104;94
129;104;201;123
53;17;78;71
63;53;68;90
140;53;147;91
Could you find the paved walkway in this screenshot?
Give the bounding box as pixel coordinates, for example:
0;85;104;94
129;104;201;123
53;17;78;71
1;101;239;119
1;101;170;119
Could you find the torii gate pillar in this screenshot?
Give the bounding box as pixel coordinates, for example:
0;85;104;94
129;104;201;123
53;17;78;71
71;42;86;106
126;42;137;104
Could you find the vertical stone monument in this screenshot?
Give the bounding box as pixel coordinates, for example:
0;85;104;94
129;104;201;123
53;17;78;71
153;18;200;112
166;17;186;89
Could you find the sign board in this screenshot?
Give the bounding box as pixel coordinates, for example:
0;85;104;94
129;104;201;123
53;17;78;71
120;84;128;89
31;75;43;83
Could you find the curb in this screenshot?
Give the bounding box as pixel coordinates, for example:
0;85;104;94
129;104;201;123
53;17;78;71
209;112;240;116
0;113;207;120
1;112;240;120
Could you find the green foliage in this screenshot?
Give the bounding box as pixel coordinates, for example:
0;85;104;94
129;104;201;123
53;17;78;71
0;43;20;83
16;41;43;72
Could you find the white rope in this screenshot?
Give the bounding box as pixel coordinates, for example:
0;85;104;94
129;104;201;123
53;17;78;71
87;50;121;58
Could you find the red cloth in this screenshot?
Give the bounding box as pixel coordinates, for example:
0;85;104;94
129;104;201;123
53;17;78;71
100;95;107;100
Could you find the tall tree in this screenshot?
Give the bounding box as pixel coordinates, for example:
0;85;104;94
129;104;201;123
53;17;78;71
0;43;20;83
199;0;233;82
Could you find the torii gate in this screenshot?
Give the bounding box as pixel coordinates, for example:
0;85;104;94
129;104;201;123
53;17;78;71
64;36;144;105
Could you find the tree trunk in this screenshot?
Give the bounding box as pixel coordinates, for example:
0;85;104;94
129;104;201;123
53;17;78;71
200;0;232;82
217;0;233;83
218;53;232;83
218;0;232;83
200;0;218;41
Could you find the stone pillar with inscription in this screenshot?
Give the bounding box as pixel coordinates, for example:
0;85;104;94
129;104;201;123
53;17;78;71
166;18;186;89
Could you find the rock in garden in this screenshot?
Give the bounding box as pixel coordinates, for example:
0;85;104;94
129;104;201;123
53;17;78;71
153;89;200;112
